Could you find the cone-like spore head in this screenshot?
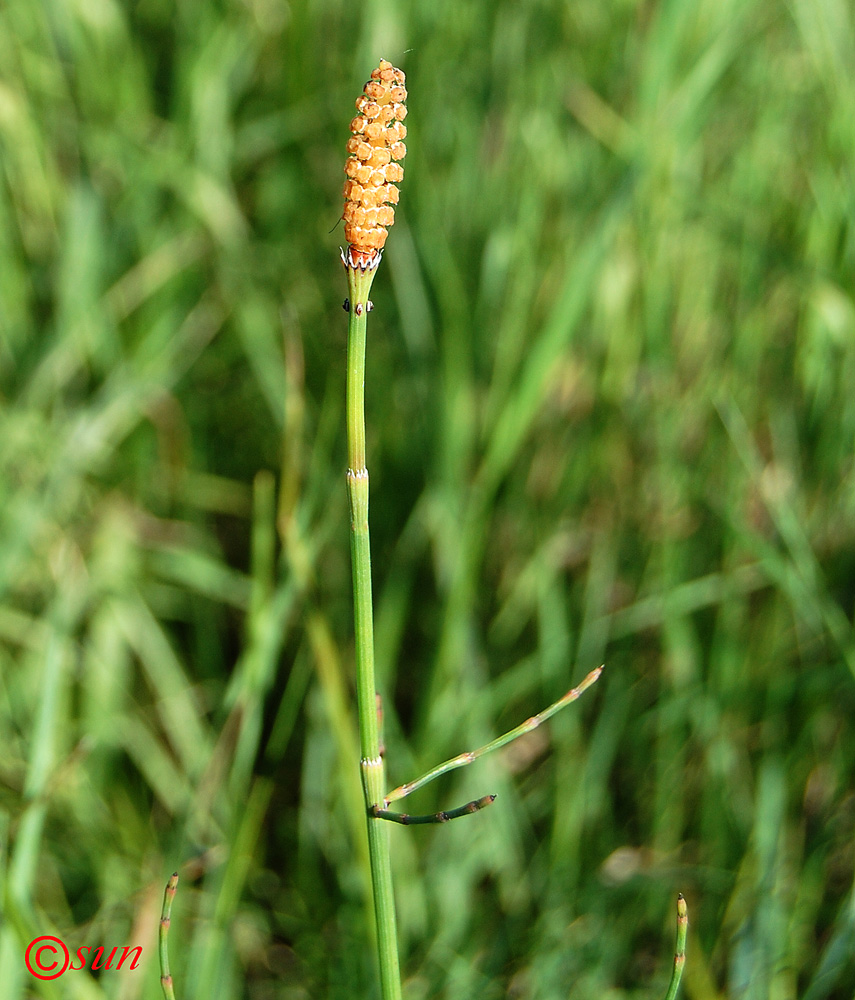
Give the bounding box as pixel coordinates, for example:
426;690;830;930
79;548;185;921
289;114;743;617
342;60;407;268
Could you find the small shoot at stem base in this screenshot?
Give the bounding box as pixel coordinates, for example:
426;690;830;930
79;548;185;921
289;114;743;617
159;872;179;1000
662;893;688;1000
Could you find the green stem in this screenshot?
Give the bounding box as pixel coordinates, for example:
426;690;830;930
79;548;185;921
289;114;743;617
662;893;688;1000
344;255;403;1000
384;664;603;805
159;872;178;1000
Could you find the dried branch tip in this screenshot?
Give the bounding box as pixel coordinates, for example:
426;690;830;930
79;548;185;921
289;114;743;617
343;59;407;267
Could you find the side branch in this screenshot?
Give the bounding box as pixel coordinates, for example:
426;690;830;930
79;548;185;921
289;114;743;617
384;665;603;805
371;794;497;825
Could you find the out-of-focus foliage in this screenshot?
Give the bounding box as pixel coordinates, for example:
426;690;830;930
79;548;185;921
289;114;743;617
1;1;854;998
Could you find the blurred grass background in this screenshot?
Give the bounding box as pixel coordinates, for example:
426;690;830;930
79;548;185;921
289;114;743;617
1;0;854;998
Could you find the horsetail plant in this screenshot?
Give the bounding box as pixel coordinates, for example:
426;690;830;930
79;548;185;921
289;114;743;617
156;58;686;1000
339;60;609;1000
340;58;409;1000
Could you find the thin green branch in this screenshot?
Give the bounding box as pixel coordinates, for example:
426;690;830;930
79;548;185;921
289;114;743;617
159;872;178;1000
384;664;603;805
662;893;688;1000
371;794;497;825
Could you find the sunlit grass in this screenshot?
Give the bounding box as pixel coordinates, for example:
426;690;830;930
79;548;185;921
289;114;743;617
1;1;854;998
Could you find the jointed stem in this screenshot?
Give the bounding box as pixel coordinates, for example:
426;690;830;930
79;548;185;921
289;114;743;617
159;872;178;1000
341;243;601;1000
344;255;402;1000
384;664;603;806
662;893;688;1000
